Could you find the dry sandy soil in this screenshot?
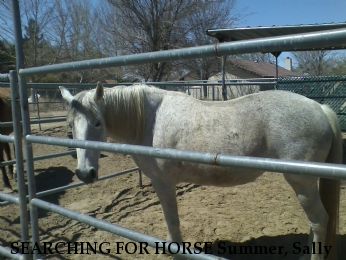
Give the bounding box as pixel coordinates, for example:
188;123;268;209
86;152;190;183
1;122;346;260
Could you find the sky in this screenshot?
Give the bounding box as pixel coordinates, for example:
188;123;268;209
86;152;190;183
233;0;346;66
1;0;345;68
234;0;346;27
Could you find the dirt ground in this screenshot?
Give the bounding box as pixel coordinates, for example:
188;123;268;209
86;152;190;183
1;122;346;260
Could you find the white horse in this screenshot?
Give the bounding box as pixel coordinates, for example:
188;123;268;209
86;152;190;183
28;93;41;103
60;83;342;259
207;73;260;100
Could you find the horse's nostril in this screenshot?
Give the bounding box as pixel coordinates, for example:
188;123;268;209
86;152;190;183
75;168;97;183
89;168;96;179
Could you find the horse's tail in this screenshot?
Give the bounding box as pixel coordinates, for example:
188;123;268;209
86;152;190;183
320;104;342;258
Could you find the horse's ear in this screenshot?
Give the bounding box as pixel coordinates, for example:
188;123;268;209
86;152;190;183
59;86;74;104
94;81;104;102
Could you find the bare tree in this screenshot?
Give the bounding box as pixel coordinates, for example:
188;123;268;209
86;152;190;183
106;0;193;81
0;1;13;41
293;50;331;76
49;0;70;63
1;0;242;83
106;0;240;81
184;0;239;80
239;53;275;64
46;0;115;82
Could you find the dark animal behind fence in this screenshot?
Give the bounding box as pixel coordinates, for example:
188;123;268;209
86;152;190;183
0;88;14;190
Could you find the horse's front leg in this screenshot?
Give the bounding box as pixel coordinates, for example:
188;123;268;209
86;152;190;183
152;179;182;243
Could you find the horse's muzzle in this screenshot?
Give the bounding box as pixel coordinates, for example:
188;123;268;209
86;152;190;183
75;168;98;184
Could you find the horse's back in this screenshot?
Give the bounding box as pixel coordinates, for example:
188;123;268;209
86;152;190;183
153;90;333;162
146;90;335;185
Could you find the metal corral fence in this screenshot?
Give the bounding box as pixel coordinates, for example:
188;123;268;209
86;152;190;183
0;78;276;109
2;1;346;259
277;76;346;131
7;75;346;127
0;79;277;132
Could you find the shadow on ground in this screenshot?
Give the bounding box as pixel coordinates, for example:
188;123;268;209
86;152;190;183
35;166;74;217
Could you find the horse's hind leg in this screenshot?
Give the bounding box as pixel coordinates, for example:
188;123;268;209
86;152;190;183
284;174;327;260
0;149;12;191
4;143;14;179
1;166;11;190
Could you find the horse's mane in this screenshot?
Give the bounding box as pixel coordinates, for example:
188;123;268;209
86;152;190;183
105;84;147;141
75;84;161;142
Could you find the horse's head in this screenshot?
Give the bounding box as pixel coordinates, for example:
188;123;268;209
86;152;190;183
59;84;106;184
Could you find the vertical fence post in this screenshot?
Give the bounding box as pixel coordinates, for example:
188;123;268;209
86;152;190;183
212;85;215;101
33;89;42;130
138;169;143;189
221;55;227;101
18;74;41;259
12;0;40;259
9;71;30;256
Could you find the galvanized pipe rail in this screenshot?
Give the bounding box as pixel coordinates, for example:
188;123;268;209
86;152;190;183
0;245;23;260
19;28;346;76
0;134;14;143
5;0;346;259
30;198;216;260
0;192;19;204
0;73;9;81
0;80;276;89
8;3;33;254
0;167;140;206
16;29;346;260
26;135;346;180
0;72;30;260
0;116;67;128
0;150;75;167
35;167;140;198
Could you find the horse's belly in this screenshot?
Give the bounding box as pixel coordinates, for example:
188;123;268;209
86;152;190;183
169;163;263;187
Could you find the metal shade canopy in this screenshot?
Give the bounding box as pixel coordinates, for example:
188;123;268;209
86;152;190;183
206;22;346;51
207;22;346;99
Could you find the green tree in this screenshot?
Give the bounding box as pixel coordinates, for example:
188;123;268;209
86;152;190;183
0;40;15;73
23;18;57;83
23;18;46;67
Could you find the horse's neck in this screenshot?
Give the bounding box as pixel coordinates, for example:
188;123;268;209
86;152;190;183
102;86;164;144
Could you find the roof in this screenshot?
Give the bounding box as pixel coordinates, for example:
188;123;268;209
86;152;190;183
104;79;117;84
229;59;298;77
206;22;346;51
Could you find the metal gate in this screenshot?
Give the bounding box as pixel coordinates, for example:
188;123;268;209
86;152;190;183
1;1;346;259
